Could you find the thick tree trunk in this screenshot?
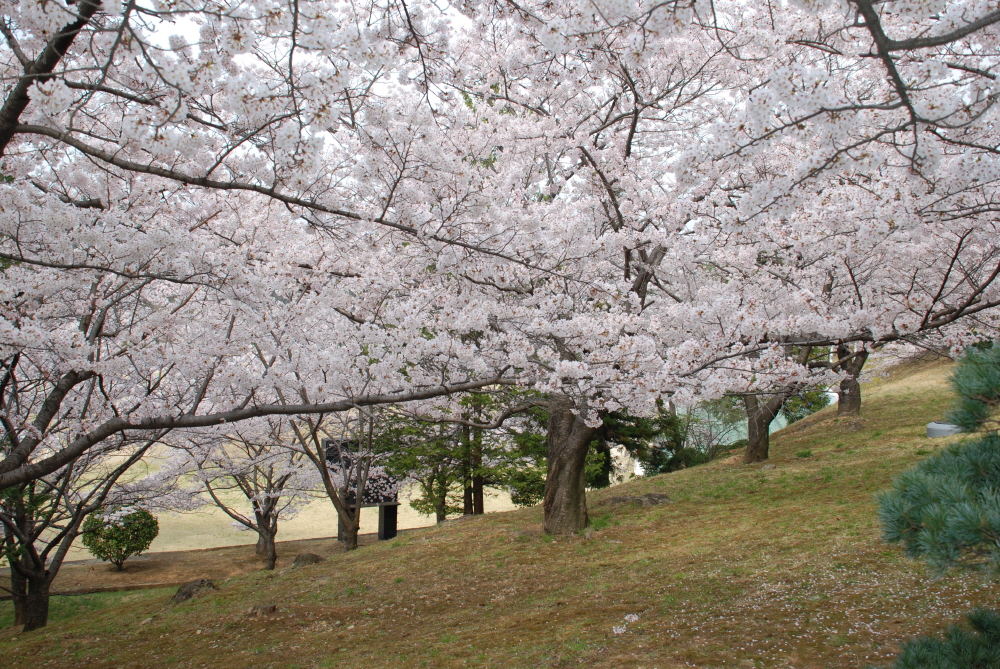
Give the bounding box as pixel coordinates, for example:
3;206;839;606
838;377;862;417
742;393;788;464
257;529;277;570
836;345;869;418
253;511;279;569
264;535;277;570
543;395;598;535
342;522;359;551
20;576;50;632
255;532;268;557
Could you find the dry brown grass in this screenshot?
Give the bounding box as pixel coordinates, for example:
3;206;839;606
2;358;997;669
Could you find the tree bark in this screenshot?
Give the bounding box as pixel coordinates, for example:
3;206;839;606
250;508;280;569
473;474;485;515
0;0;103;156
461;425;473;515
472;428;485;515
462;484;473;515
19;575;50;632
742;393;789;464
9;565;26;627
543;395;598;535
264;534;277;570
340;505;361;551
255;532;267;557
836;345;869;417
256;529;277;570
342;522;359;551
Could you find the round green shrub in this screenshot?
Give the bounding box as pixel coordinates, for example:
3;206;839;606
81;507;159;571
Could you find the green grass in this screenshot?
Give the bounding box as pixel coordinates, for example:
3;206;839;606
1;358;992;668
0;589;169;628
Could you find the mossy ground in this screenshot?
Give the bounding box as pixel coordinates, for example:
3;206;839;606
2;357;996;668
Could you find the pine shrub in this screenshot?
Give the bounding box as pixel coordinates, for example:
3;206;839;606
945;344;1000;432
878;433;1000;571
878;346;1000;667
81;507;159;571
879;344;1000;571
880;609;1000;668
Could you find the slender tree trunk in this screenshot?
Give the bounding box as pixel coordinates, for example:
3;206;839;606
742;393;789;464
341;506;361;551
543;395;598;535
472;429;485;515
428;470;447;523
462;484;473;515
459;424;476;515
9;566;27;627
20;574;50;632
435;484;446;522
836;345;869;417
744;394;770;463
473;475;485;515
264;531;277;570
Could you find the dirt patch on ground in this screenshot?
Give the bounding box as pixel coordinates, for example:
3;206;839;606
2;530;411;596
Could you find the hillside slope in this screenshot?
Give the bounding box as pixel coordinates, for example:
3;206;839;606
3;358;997;669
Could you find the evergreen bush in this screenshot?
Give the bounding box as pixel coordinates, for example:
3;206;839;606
945;343;1000;432
878;344;1000;571
879;609;1000;668
878;345;1000;666
81;507;159;571
878;433;1000;571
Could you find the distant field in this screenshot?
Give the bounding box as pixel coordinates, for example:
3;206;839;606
53;467;519;560
62;484;517;560
5;357;995;669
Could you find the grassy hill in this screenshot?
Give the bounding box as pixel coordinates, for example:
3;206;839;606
3;357;998;669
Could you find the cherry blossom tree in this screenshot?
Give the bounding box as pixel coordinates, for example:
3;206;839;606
176;419;317;570
5;0;1000;542
0;183;516;494
275;409;404;551
0;431;188;631
428;0;1000;501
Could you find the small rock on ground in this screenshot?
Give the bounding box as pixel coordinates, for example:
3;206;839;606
247;604;279;617
291;552;326;567
171;578;218;604
606;493;672;507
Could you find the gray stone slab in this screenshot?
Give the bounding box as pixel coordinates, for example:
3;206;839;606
927;422;963;438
